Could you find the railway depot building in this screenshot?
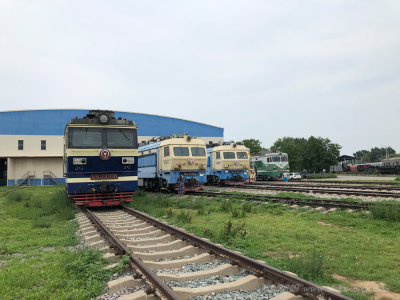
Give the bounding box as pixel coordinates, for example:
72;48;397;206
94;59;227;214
0;109;224;186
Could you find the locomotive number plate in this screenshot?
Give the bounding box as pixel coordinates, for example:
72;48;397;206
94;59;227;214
183;172;196;176
90;173;118;180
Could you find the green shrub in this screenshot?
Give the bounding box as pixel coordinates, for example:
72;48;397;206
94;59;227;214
32;217;53;228
307;173;337;180
369;201;400;222
220;199;232;212
219;220;246;242
395;177;400;181
7;191;29;202
282;245;326;281
176;211;192;224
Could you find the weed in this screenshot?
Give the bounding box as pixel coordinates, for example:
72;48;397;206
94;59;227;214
220;199;232;212
232;209;240;218
282;245;326;281
204;228;215;237
7;191;30;202
220;220;246;242
32;217;53;228
369;201;400;221
395;177;400;181
242;202;252;213
176;211;192;224
197;209;205;215
166;208;175;218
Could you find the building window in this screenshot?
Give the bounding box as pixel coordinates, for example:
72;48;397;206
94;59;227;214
41;140;46;150
18;140;23;150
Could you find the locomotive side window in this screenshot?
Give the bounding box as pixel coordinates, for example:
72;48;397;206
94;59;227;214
237;152;248;159
223;152;235;159
191;147;206;156
173;147;189;156
216;152;221;159
72;130;102;147
164;147;170;157
106;130;135;148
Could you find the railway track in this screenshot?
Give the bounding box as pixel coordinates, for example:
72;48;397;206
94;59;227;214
77;207;351;300
260;180;400;186
188;191;369;211
228;183;400;199
248;181;400;191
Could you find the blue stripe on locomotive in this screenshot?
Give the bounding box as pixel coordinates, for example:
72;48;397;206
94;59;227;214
66;180;138;195
65;156;138;194
138;143;206;185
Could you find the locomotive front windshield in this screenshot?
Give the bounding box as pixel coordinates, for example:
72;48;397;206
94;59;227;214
191;147;206;156
271;155;288;162
237;152;248;159
68;128;137;148
107;131;135;147
72;131;102;147
173;147;189;156
223;152;236;159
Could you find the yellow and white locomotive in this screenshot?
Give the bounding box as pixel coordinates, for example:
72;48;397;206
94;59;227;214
138;134;207;191
64;110;138;206
206;142;249;185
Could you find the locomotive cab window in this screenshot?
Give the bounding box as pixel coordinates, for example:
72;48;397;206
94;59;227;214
237;152;248;159
281;156;288;162
216;152;221;159
271;156;281;162
223;152;235;159
164;147;170;157
191;147;206;156
70;129;102;148
173;147;189;156
106;130;135;148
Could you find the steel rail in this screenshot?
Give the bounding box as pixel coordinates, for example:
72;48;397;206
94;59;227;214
188;191;368;210
82;208;181;300
228;184;400;198
270;180;399;186
122;206;353;300
248;181;400;191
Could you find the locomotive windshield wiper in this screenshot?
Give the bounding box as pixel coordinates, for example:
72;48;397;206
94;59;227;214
119;129;131;141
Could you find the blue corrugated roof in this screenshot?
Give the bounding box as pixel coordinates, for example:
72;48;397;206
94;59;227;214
0;109;224;137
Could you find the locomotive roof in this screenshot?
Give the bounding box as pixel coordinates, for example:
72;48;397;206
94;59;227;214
67;110;136;126
139;135;206;151
206;144;248;153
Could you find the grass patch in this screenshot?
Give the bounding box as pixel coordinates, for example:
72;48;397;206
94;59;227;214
0;185;126;299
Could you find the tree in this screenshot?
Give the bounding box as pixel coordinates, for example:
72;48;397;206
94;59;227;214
241;139;266;155
353;147;396;163
271;136;341;172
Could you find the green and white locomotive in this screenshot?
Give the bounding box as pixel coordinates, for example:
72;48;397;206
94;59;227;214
250;150;289;181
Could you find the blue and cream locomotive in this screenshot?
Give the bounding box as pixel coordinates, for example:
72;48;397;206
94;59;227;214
138;134;207;191
64;110;138;206
206;142;250;185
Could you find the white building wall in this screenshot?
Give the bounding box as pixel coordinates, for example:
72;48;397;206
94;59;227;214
0;135;63;157
9;157;63;182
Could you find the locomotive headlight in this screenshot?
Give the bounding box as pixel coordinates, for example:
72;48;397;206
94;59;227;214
73;158;87;165
122;157;135;164
99;114;109;124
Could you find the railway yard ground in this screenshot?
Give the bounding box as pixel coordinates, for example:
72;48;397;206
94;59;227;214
0;181;400;300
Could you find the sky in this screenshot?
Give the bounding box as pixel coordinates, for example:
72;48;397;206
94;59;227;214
1;1;399;156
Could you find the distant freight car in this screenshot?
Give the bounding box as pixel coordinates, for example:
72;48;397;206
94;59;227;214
380;157;400;175
64;110;138;206
138;134;207;192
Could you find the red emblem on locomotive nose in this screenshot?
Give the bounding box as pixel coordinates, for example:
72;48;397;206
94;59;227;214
100;149;111;160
